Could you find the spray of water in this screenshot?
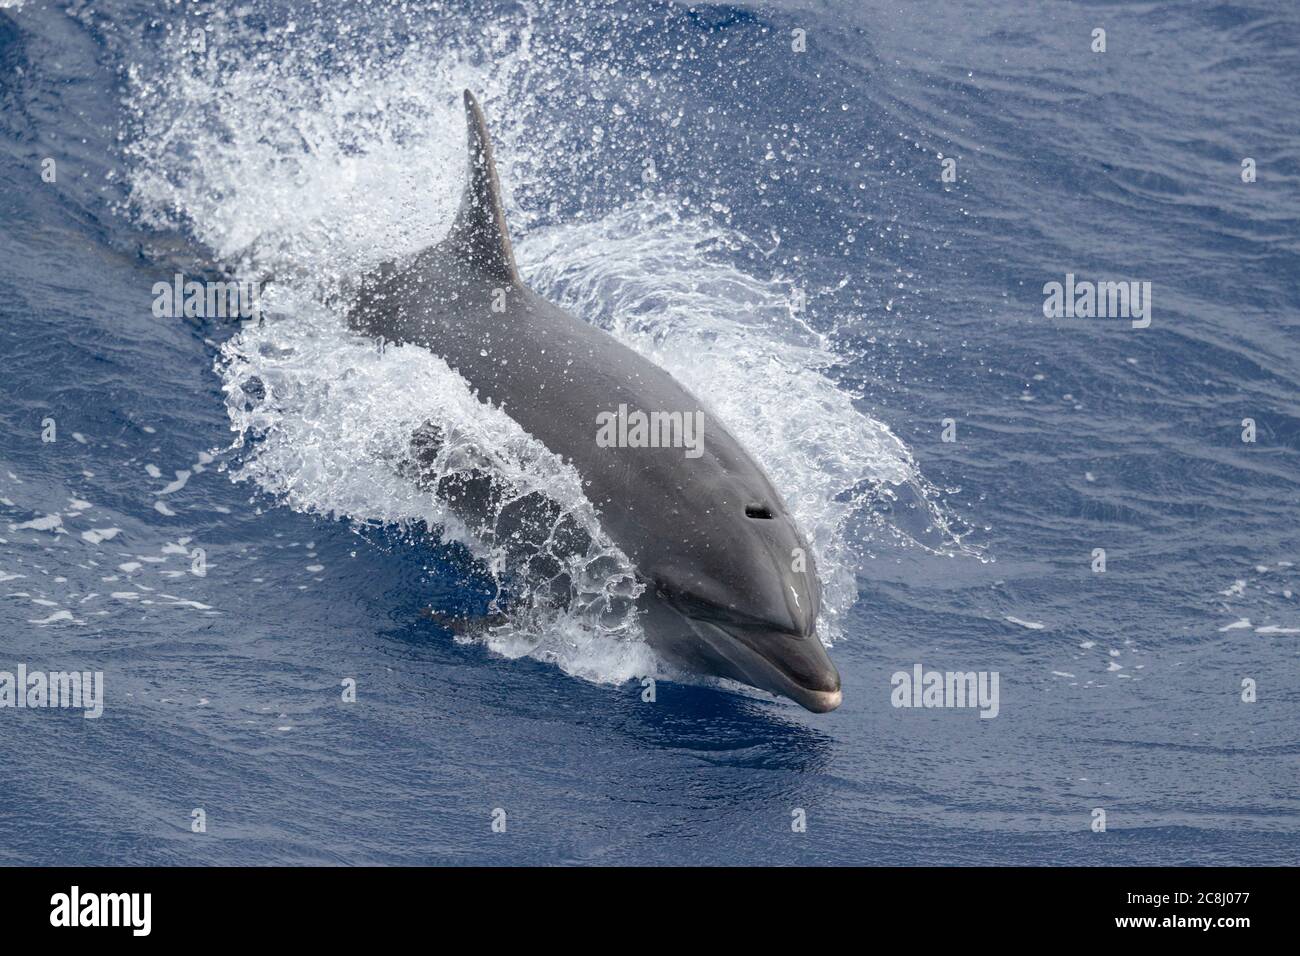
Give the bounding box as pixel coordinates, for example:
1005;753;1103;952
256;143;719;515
119;2;970;686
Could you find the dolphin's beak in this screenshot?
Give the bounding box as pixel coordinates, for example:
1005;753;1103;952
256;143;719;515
687;617;843;713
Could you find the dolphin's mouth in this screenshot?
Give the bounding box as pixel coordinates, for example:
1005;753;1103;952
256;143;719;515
685;617;843;713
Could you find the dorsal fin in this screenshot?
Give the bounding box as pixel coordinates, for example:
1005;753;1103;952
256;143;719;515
445;90;520;283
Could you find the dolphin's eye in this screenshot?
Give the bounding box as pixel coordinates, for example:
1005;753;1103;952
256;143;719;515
745;503;773;519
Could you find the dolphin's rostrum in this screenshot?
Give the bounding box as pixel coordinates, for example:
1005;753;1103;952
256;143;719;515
349;91;842;712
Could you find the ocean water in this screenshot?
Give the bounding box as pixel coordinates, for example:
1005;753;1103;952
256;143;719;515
0;0;1296;865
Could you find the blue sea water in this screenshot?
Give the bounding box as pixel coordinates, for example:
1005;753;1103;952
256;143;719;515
1;0;1297;866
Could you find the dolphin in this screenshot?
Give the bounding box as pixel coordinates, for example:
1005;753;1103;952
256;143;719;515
349;91;842;712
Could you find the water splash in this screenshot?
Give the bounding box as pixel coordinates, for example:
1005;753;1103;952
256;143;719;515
119;2;972;684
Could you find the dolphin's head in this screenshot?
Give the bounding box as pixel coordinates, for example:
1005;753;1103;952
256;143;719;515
639;492;842;713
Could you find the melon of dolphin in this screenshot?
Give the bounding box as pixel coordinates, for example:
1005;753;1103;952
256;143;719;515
348;91;842;712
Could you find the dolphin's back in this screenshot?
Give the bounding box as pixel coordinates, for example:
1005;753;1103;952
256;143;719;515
348;92;819;637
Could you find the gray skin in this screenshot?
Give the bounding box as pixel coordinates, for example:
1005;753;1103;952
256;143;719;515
349;91;842;712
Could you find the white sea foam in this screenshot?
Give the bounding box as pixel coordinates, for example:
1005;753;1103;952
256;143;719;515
11;514;62;533
28;609;80;626
120;7;969;686
1005;615;1045;630
81;527;121;545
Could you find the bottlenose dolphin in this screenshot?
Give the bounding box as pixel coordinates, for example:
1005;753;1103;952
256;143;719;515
349;91;842;712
